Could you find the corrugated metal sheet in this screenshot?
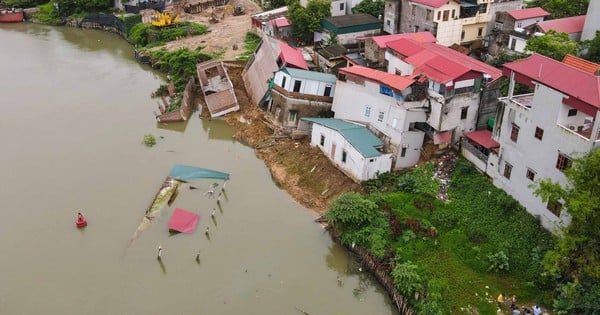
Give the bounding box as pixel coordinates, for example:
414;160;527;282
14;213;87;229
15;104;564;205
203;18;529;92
302;118;384;157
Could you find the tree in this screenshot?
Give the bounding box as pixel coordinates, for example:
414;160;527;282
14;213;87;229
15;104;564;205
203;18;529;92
287;0;330;43
581;30;600;63
55;0;111;17
525;30;578;61
263;0;286;10
527;0;589;19
351;0;384;18
533;148;600;314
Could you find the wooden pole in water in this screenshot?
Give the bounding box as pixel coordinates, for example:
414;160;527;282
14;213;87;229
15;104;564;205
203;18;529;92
157;245;163;260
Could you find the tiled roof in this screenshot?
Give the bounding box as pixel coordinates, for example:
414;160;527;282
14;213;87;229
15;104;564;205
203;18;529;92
279;42;308;70
339;65;415;91
503;53;600;110
366;32;437;48
410;0;452;9
282;67;337;83
536;15;586;34
387;38;502;84
301;118;384;157
272;17;290;28
562;55;600;75
506;7;550;20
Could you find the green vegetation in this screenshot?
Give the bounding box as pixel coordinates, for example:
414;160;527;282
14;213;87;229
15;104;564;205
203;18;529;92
525;30;578;61
287;0;331;43
0;0;46;8
352;0;385;18
129;22;208;48
149;47;216;89
143;134;157;147
486;52;533;97
532;149;600;314
32;1;61;24
527;0;589;19
236;32;261;61
120;14;142;35
326;160;555;313
581;30;600;63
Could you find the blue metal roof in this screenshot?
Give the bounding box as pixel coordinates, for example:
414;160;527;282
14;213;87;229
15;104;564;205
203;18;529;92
282;67;337;84
302;118;384;158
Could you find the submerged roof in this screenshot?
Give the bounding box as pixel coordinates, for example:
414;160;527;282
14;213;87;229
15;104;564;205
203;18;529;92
503;53;600;111
506;7;549;20
365;32;437;48
282;67;337;83
464;130;500;149
387;38;502;84
169;165;230;180
168;208;200;234
302;118;384;158
536;15;586;34
339;65;415;91
279;42;308;70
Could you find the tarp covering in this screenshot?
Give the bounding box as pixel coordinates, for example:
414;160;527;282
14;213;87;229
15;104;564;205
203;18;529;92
168;164;230;181
168;208;200;233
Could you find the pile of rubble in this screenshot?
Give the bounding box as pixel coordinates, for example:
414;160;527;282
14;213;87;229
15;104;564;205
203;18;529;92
434;150;458;202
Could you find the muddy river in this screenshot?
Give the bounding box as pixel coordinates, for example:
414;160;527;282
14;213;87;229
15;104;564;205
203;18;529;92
0;23;398;314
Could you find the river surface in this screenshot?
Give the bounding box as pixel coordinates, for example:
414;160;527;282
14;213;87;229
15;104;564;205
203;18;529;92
0;23;398;314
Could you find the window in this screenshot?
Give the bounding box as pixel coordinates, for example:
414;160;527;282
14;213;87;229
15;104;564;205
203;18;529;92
478;27;483;37
288;110;297;122
443;10;449;21
437;11;441;20
568;108;578;116
526;168;536;181
547;199;562;216
364;106;371;117
341;150;347;163
412;5;416;15
517;22;522;28
281;76;287;89
478;3;487;14
451;9;455;18
380;85;393;97
415;25;419;32
510;124;519;142
400;146;407;157
503;162;513;179
386;19;391;26
510;38;516;50
324;85;332;96
378;111;384;122
460;107;468;120
426;9;432;21
320;135;325;146
461;30;465;40
534;127;544;140
494;22;503;30
293;80;302;92
556;152;572;170
339;2;344;11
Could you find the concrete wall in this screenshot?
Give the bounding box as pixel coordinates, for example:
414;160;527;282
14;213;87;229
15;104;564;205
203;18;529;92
241;36;280;107
309;123;393;181
383;0;401;34
323;29;381;45
270;90;333;129
274;71;336;96
508;34;527;52
486;0;522;38
582;0;600;41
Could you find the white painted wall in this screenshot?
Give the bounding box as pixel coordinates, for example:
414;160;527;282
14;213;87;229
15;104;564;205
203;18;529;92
508;34;528;52
514;17;543;29
385;51;415;76
331;0;346;16
434;19;463;46
323;29;381;45
309;123;393;181
487;83;600;230
273;71;336;96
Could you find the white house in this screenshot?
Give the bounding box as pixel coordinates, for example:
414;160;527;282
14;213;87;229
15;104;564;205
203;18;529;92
301;0;361;16
332;65;429;168
509;15;586;53
300;118;393;181
463;54;600;231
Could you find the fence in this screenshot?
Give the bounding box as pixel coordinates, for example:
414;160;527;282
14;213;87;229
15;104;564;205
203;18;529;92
79;13;127;38
184;0;228;14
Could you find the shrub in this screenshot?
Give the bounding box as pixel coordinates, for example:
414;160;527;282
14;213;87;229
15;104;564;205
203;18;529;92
391;261;423;301
488;250;510;273
143;134;156;147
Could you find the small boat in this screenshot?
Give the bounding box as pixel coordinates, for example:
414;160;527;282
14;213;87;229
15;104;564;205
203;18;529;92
0;8;24;23
76;213;87;228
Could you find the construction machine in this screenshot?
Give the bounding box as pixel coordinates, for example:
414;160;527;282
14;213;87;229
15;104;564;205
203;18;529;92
221;4;244;19
151;0;188;27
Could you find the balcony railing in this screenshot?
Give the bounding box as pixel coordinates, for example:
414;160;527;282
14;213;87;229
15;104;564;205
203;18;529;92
272;84;334;103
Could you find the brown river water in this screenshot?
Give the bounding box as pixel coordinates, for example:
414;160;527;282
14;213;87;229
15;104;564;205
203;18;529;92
0;23;398;314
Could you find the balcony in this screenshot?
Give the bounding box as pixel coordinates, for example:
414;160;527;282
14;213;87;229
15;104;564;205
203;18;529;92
272;84;334;103
460;14;491;25
500;94;533;110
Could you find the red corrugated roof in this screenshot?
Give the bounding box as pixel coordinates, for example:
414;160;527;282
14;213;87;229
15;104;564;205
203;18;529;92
464;130;499;149
368;32;437;48
562;55;600;75
279;42;308;70
168;208;200;234
503;53;600;110
272;17;291;28
387;39;502;84
433;131;451;144
506;7;549;20
339;66;415;91
410;0;452;9
536;15;586;34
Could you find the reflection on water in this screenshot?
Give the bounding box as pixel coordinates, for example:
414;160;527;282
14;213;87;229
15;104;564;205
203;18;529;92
0;23;398;315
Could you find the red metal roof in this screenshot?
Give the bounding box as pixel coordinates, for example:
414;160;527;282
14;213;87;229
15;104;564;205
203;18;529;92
536;15;586;34
562;55;600;75
410;0;452;9
339;66;415;91
279;42;308;70
367;32;437;48
506;7;549;21
503;53;600;111
464;130;499;149
433;130;451;144
168;208;200;234
272;17;291;28
387;39;502;84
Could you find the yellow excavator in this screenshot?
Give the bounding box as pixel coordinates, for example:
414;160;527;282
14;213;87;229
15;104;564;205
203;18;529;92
151;0;188;27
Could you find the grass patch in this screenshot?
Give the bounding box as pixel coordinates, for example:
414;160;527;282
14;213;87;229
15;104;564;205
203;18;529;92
236;32;261;61
129;21;208;48
32;1;61;24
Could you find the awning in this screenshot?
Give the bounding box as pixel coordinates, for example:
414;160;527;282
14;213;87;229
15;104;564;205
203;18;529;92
464;130;500;149
434;131;452;145
168;164;230;181
168;208;200;233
